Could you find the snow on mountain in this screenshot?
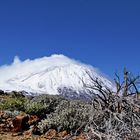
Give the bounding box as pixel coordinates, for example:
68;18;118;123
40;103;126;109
0;54;114;98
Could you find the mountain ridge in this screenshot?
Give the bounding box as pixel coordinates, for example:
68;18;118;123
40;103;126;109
0;54;114;99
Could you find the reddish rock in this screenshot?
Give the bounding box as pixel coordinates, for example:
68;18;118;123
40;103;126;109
28;115;39;125
7;118;12;122
0;111;4;117
0;123;5;128
12;115;29;132
23;130;32;137
2;112;9;119
57;130;68;138
12;132;22;136
74;134;87;140
44;129;57;138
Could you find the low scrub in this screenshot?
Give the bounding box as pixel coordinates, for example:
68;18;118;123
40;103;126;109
0;95;26;111
37;100;92;133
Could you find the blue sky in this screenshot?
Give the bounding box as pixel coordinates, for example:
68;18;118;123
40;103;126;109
0;0;140;78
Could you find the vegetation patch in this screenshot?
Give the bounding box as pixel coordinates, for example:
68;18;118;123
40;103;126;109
1;69;140;139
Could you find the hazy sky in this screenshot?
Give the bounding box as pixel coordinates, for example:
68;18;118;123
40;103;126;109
0;0;140;77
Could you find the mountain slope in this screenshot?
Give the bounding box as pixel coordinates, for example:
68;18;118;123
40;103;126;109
0;54;114;98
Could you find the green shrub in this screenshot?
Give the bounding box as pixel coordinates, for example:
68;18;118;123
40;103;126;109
24;101;45;114
37;100;92;133
0;96;26;111
24;94;65;117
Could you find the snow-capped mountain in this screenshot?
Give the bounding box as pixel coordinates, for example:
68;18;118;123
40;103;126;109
0;54;114;98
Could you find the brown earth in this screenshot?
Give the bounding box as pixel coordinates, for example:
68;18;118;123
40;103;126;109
0;111;87;140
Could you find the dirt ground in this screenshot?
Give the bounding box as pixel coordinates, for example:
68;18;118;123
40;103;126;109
0;133;53;140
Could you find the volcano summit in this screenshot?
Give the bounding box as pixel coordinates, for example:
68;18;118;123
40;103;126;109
0;54;114;99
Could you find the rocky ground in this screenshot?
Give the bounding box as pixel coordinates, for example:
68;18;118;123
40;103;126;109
0;111;87;140
0;91;89;140
1;89;140;140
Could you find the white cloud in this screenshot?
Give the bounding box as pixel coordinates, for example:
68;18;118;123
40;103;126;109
13;56;21;65
0;54;114;94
